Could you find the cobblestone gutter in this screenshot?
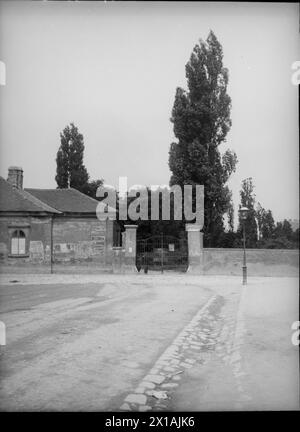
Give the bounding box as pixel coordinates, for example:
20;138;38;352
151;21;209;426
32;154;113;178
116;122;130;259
119;294;227;412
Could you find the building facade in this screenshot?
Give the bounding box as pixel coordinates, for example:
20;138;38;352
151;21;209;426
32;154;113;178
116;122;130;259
0;167;116;272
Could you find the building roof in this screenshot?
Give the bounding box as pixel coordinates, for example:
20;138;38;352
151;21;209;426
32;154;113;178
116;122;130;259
0;176;60;213
0;175;114;216
25;187;101;214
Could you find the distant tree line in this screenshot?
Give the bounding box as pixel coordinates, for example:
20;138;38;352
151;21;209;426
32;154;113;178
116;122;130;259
219;177;299;249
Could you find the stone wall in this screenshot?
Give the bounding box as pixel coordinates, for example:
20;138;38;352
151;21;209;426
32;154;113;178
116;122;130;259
202;248;299;277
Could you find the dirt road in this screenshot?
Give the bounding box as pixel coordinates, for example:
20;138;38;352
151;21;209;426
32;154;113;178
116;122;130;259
0;274;298;411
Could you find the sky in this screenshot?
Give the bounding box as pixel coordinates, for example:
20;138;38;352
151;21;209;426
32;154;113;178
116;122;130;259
0;1;299;225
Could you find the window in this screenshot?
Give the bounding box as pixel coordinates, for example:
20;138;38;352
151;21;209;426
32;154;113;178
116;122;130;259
11;230;26;255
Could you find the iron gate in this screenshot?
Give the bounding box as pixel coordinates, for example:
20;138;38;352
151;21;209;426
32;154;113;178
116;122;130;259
136;234;188;273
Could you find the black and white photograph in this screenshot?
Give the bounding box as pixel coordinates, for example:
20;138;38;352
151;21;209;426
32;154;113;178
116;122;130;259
0;0;299;416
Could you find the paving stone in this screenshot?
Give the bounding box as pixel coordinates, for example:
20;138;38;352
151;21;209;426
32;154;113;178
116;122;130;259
149;368;160;375
144;374;165;384
135;387;146;394
120;403;132;411
190;341;202;346
155;406;167;411
169;359;180;365
138;405;152;412
154;401;168;407
125;394;147;405
140;381;156;389
163;354;178;361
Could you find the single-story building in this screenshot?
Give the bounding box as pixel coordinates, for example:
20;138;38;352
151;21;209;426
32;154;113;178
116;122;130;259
0;166;120;272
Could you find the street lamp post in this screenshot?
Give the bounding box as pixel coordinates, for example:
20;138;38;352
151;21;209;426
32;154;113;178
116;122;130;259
239;206;249;285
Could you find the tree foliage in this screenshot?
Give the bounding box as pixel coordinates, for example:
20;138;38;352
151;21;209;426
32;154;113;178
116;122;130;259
235;180;298;249
55;123;103;197
236;177;258;247
168;30;237;246
81;179;104;199
56;123;89;191
256;203;275;240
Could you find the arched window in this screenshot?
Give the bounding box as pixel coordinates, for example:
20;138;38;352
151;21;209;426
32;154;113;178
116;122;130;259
11;229;26;255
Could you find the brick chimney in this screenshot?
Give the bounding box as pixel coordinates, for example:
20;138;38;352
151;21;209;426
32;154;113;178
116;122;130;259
7;166;23;189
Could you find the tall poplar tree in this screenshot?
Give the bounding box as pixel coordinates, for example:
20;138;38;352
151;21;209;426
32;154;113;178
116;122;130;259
237;177;258;247
55;123;89;192
168;31;237;246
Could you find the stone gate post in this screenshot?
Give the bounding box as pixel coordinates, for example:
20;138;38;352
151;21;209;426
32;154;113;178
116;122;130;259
186;223;204;274
124;224;138;273
112;246;124;273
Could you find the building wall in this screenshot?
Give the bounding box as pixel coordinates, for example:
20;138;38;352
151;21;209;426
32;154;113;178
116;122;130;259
0;215;51;267
0;215;114;272
202;248;299;276
52;217;113;264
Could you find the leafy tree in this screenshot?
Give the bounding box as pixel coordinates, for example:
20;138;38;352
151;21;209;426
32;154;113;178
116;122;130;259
259;220;298;249
256;203;275;240
55;123;103;197
291;228;299;247
261;210;275;239
259;235;294;249
82;179;104;199
217;230;238;248
274;219;293;240
255;202;264;240
124;187;185;240
226;190;235;232
236;177;258;248
56;123;89;191
168;30;237;246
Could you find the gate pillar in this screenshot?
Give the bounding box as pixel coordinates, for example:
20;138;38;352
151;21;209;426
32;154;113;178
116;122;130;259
112;246;124;274
124;224;138;273
186;224;204;274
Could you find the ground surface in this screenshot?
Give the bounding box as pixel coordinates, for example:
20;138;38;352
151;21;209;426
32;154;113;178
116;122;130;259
0;273;298;411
